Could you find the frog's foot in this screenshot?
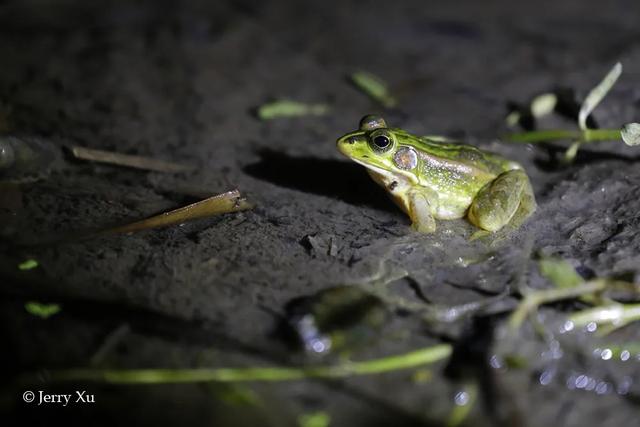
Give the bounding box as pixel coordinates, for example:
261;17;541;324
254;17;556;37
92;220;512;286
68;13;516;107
467;169;536;232
408;190;436;233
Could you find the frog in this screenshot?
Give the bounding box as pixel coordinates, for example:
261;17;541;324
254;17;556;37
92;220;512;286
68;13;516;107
336;115;536;233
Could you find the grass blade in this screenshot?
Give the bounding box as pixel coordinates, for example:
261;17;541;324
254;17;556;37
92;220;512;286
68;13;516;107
578;63;622;130
28;344;452;384
350;71;397;108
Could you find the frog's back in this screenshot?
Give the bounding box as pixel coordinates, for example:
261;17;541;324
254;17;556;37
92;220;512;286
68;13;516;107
405;134;519;219
417;136;520;176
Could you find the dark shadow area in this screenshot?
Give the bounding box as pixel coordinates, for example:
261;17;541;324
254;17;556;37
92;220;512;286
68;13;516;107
445;315;524;427
0;277;278;371
243;148;397;213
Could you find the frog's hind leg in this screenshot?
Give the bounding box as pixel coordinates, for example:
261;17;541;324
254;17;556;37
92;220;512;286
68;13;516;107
509;174;536;230
467;169;536;232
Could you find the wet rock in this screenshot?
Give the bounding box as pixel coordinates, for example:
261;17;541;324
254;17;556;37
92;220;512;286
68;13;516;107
284;286;387;355
0;136;63;183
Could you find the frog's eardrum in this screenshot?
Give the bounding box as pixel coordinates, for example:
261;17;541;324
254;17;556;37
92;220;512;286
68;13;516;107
394;147;418;170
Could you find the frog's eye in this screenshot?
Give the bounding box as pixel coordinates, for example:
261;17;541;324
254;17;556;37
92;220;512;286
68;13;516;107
360;115;387;131
368;130;393;152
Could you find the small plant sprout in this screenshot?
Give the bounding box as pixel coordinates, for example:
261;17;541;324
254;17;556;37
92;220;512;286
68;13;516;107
297;412;331;427
537;257;599;304
578;62;622;131
25;302;61;319
508;257;640;331
506;62;640;161
530;93;558;118
566;62;622;162
506;93;558;127
350;71;397;108
256;100;330;120
18;259;39;270
537;257;583;289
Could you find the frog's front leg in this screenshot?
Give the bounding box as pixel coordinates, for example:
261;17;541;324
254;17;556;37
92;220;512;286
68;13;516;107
406;187;438;233
467;169;536;232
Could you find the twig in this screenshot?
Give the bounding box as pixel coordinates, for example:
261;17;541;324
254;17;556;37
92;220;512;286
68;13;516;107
102;190;252;235
71;146;194;173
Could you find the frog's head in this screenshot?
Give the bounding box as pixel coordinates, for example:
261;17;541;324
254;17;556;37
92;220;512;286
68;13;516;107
337;115;420;184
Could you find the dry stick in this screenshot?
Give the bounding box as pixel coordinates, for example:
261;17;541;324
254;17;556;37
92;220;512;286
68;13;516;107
71;146;195;173
27;344;452;385
100;190;252;236
21;190;252;246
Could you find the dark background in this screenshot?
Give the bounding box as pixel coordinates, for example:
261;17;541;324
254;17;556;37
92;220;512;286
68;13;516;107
1;1;640;426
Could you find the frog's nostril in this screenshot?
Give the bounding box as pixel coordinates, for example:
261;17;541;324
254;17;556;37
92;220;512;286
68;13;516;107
344;137;357;144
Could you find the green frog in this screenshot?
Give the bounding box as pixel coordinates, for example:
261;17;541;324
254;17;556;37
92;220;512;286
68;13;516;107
337;115;536;233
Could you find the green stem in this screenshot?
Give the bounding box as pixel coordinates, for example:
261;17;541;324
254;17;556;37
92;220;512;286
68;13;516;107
505;129;621;143
508;280;606;330
570;303;640;335
25;344;452;385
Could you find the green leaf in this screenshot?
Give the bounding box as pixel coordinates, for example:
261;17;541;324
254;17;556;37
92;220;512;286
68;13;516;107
563;140;582;163
25;301;61;319
621;122;640;146
350;71;397;108
18;259;38;270
530;93;557;118
256;100;330;120
505;111;521;127
538;258;583;289
298;411;331;427
578;62;622;130
213;384;261;407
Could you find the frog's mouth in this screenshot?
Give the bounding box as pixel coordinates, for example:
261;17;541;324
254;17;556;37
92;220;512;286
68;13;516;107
350;158;418;185
350;158;390;176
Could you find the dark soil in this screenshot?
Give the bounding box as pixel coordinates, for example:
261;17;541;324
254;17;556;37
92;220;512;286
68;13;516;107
1;1;640;426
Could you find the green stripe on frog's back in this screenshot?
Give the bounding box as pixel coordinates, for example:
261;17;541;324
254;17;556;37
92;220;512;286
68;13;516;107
392;129;518;218
417;136;515;175
392;128;510;173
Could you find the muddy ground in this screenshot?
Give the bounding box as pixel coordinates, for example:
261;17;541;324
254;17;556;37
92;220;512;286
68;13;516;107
1;1;640;426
